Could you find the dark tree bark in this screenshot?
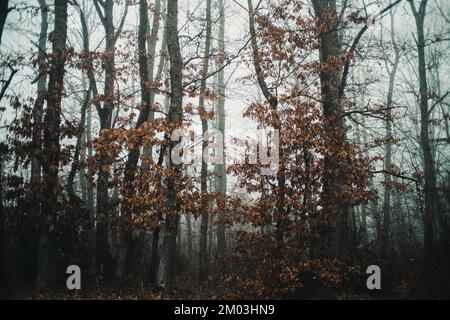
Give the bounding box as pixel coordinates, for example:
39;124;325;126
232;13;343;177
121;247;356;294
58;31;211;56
74;0;99;273
37;0;68;288
30;0;48;288
380;12;401;259
116;0;155;279
0;0;9;46
158;0;183;293
31;0;48;187
409;0;439;293
92;0;128;281
311;0;347;257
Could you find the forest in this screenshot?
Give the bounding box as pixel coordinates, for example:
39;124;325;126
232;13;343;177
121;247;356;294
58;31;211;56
0;0;449;300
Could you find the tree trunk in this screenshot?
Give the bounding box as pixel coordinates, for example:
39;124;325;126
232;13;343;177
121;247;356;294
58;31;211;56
96;0;115;281
116;0;156;279
215;0;227;256
0;0;8;46
199;0;212;283
158;0;183;293
142;0;167;170
380;13;400;259
409;0;438;293
76;1;96;270
37;0;68;288
311;0;347;257
67;81;91;201
31;0;48;187
93;0;128;281
31;0;48;288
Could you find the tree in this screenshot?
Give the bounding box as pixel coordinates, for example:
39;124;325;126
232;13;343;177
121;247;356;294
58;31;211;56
158;0;183;293
215;0;227;257
408;0;439;292
37;0;68;288
311;0;348;257
380;6;401;259
198;0;213;282
92;0;128;281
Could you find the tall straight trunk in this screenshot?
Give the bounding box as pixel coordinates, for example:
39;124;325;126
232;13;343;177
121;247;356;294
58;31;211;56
96;0;115;280
31;0;48;288
354;115;368;246
185;160;193;262
311;0;347;257
93;0;128;280
380;13;400;259
37;0;68;288
149;65;170;287
117;0;155;278
199;0;212;282
79;95;88;205
31;0;48;186
86;100;94;215
0;0;8;46
158;0;183;293
215;0;227;256
76;1;96;268
122;0;155;202
145;0;167;287
409;0;438;290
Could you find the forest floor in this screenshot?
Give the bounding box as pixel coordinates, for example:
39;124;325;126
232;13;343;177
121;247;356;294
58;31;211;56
2;283;410;300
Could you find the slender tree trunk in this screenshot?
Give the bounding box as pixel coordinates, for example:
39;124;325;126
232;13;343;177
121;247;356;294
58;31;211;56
381;14;400;259
93;0;128;280
67;83;91;201
146;1;168;287
409;0;438;293
79;97;88;205
77;2;96;269
37;0;68;288
117;0;155;278
31;0;48;187
96;0;115;281
149;67;170;288
215;0;227;256
142;0;167;169
31;0;48;288
199;0;212;282
158;0;183;293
